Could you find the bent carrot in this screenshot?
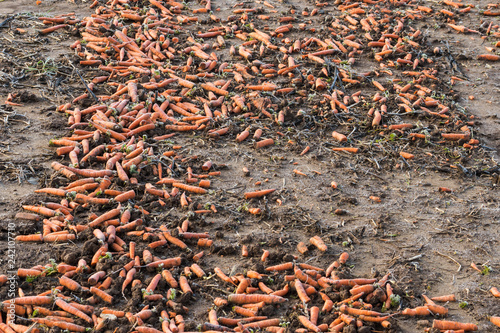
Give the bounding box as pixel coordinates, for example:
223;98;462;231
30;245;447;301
309;236;327;251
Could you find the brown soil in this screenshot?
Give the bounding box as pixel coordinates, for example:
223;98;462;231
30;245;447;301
0;0;499;332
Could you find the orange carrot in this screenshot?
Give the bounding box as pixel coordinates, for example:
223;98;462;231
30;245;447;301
477;54;500;61
90;286;113;303
309;236;327;251
172;183;207;194
401;306;430;316
491;317;500;328
400;152;415;159
332;147;359;153
31;318;86;332
297;242;308;254
16;234;43;242
431;294;457;302
13;296;52;305
244;189;275;199
227;294;287;304
339;252;349;264
266;263;293;271
59;276;82;292
55;299;93;323
432;320;477;331
254;138;275;149
331;131;347;142
489;287;500;297
298;316;320;332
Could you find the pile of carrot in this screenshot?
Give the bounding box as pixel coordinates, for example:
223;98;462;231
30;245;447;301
1;0;498;331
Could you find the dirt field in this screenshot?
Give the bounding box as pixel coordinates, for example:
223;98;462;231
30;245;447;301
0;0;499;332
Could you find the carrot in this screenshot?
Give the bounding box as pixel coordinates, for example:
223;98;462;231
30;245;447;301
55;299;93;324
309;236;327;251
266;262;293;271
172;183;207;194
136;326;163;333
441;133;469;141
254;138;274;149
491;317;500;328
331;131;347;142
332;147;359;153
294;279;311;303
297;242;308;254
146;257;182;268
88;208;121;228
338;252;349;264
400;152;415;159
432;320;477;331
88;271;106;285
477;54;500;61
90;286;113;303
16;234;43;242
427;303;448;315
13;296;52;305
35;188;67;197
339;304;383;317
431;294;457;302
227;294;287;304
22;205;57;217
40;24;68;34
200;83;228;96
179;276;192;294
242;319;281;329
123;268;136;292
214;267;236;285
244;189;275;199
31;318;86;332
491;287;500;297
401;306;430;316
17;268;43;278
298;316;320;333
59;276;82;292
